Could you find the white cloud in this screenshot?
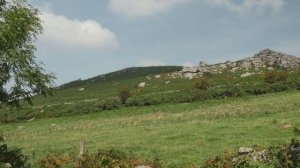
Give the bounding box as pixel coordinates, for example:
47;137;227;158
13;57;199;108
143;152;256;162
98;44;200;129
108;0;190;18
39;11;118;49
137;59;167;67
207;0;284;14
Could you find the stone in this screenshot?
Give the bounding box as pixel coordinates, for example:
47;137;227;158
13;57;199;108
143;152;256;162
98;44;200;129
138;82;146;88
154;75;161;79
135;166;151;168
183;73;196;80
238;147;253;154
18;126;25;130
267;67;274;71
166;81;170;84
240;72;255;78
78;88;85;91
27;117;35;122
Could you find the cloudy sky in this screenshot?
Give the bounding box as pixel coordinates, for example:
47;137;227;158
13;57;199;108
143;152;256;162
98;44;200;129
29;0;300;85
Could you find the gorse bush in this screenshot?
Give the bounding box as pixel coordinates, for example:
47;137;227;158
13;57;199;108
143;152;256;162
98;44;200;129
0;133;29;168
264;71;289;83
192;77;210;90
98;98;121;111
118;87;131;104
39;149;160;168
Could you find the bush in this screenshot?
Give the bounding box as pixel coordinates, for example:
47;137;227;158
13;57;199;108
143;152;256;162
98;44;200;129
192;77;210;90
40;153;72;168
118;87;131;104
270;83;288;92
125;97;161;107
264;71;289;84
0;133;29;168
98;98;121;111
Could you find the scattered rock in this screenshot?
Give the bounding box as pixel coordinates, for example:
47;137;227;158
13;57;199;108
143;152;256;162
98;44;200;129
177;49;300;78
146;76;152;80
78;88;85;91
238;147;253;154
138;82;146;88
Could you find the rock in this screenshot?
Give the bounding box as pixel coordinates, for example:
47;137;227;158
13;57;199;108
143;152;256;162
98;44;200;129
238;147;253;154
78;88;85;91
267;67;274;71
146;76;151;80
183;73;196;80
135;166;151;168
282;124;293;129
240;72;255;78
166;81;170;84
27;117;35;122
4;163;12;168
51;124;56;126
154;75;161;79
18;126;25;130
40;110;45;113
250;150;268;162
177;49;300;78
64;102;74;105
138;82;146;88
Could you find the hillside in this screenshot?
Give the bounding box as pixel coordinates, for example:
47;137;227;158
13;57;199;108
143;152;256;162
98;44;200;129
60;66;182;89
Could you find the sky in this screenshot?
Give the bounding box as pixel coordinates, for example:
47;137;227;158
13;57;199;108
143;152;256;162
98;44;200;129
27;0;300;85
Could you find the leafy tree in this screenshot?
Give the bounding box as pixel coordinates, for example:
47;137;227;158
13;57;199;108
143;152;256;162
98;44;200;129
0;0;55;107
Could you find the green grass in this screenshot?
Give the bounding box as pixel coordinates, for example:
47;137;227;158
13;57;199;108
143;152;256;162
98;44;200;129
1;91;300;167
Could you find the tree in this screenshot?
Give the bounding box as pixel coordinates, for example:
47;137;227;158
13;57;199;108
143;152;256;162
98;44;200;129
0;0;55;107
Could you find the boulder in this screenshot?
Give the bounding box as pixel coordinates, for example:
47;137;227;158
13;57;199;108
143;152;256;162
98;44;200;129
240;72;255;78
183;73;196;80
154;75;161;79
138;82;146;88
238;147;253;154
78;88;85;91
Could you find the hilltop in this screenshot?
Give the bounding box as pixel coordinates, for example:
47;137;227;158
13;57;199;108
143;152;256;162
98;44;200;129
179;49;300;79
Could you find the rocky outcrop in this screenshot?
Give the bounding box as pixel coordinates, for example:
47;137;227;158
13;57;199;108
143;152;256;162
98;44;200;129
179;49;300;79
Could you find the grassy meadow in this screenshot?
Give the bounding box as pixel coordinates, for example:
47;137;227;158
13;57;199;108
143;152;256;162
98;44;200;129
1;91;300;167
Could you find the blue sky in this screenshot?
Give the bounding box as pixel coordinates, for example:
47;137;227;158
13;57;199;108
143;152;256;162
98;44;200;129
29;0;300;85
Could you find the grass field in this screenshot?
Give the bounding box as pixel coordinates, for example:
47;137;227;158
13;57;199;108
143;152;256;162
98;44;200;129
1;91;300;167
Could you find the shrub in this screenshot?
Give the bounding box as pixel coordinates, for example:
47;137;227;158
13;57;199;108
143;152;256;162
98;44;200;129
264;71;289;84
270;83;288;92
98;98;121;111
40;153;72;168
192;77;210;90
118;87;131;104
125;97;161;107
0;133;30;168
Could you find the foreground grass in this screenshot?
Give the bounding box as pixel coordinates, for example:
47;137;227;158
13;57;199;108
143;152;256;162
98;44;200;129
1;91;300;167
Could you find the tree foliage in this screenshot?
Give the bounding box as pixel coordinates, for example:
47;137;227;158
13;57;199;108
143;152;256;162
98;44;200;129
0;0;55;107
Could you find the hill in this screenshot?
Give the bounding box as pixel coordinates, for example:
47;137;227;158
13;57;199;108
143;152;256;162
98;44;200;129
60;66;182;89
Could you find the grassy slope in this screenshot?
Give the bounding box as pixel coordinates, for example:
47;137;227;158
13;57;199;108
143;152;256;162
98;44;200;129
1;91;300;167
